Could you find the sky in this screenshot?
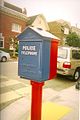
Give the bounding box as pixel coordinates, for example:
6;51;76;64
5;0;80;28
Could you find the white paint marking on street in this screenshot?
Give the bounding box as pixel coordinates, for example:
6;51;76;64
1;80;21;86
0;76;31;106
15;86;31;96
1;82;6;87
0;91;21;104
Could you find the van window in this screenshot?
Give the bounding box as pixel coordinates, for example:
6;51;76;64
58;47;68;59
72;50;80;59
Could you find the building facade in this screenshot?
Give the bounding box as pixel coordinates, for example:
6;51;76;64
71;26;80;36
0;0;27;49
27;14;49;31
48;20;70;45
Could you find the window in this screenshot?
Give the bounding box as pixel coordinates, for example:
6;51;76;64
72;50;80;59
0;33;4;48
58;47;68;59
12;23;21;33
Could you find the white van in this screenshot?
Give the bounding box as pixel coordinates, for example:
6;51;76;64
57;46;80;81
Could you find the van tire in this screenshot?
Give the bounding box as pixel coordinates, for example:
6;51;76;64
73;69;80;81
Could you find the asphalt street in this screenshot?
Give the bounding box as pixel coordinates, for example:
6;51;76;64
0;61;75;90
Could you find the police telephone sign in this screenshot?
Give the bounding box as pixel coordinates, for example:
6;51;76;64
21;45;37;56
18;41;43;81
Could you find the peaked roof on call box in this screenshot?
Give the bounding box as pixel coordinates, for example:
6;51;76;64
17;26;60;40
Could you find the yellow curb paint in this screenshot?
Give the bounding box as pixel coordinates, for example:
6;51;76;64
42;102;71;120
28;102;71;120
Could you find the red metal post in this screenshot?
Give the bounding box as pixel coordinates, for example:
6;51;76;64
30;81;44;120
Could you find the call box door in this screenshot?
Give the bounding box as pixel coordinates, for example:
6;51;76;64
18;41;42;81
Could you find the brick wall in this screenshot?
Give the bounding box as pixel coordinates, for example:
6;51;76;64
0;13;27;49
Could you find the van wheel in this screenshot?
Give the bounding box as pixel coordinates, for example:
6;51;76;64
73;69;80;81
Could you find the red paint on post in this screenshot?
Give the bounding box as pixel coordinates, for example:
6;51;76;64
49;39;58;79
31;81;44;120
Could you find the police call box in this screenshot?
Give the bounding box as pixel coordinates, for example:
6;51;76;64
17;27;59;82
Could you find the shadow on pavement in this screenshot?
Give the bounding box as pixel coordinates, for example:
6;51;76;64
44;74;75;91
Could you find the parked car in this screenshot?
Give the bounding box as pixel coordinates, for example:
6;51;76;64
0;50;10;62
57;46;80;81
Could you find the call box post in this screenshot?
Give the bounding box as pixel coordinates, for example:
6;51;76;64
31;81;44;120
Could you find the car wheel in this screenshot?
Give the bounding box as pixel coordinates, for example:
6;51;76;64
1;56;7;62
73;69;80;81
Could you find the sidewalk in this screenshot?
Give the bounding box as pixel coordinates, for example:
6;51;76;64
9;57;18;62
1;84;80;120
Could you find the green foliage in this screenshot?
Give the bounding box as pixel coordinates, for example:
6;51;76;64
9;36;18;57
66;32;80;47
16;43;18;52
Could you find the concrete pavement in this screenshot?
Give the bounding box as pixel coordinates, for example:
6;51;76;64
0;76;80;120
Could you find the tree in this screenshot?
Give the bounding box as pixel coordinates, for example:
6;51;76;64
66;32;80;47
9;36;18;57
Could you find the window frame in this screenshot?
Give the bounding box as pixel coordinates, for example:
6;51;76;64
0;36;4;48
58;47;68;59
12;23;21;33
72;50;80;59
